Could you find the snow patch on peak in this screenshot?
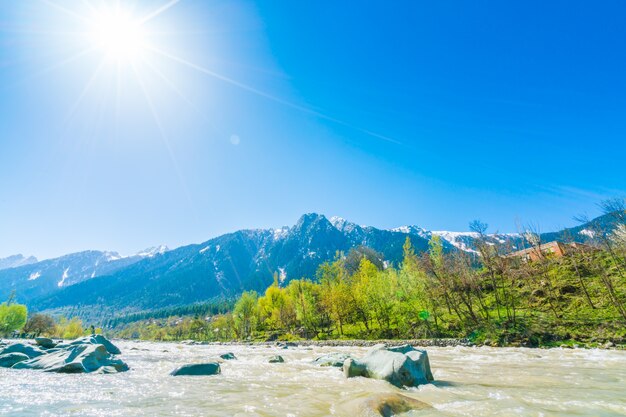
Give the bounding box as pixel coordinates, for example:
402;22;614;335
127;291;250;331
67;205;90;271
104;251;122;261
136;245;168;258
58;268;69;287
330;216;361;233
329;216;347;228
391;225;430;238
431;231;480;253
272;227;289;241
579;228;595;238
28;271;41;281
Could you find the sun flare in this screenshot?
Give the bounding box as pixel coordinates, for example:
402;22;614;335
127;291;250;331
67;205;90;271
89;8;146;61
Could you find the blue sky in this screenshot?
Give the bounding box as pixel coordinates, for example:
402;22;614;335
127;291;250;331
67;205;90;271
1;0;624;259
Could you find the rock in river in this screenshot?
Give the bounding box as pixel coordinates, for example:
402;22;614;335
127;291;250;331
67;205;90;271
312;352;351;367
1;335;128;374
0;352;30;368
343;344;433;388
0;343;45;359
35;337;57;349
356;393;430;417
171;362;221;376
219;352;237;360
56;334;121;355
12;343;129;374
269;355;284;363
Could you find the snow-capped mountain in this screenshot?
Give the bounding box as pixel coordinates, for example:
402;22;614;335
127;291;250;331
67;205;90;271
134;245;169;258
1;212;617;315
0;247;170;303
389;227;523;254
0;254;38;271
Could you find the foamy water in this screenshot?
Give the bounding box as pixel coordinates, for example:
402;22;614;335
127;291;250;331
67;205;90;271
1;341;625;416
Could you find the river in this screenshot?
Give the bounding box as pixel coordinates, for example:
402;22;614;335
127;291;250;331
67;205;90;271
1;341;625;416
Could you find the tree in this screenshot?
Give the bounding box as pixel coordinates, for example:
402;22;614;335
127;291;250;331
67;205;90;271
344;246;385;275
0;301;28;336
233;290;259;338
54;317;85;339
258;279;296;331
23;313;57;336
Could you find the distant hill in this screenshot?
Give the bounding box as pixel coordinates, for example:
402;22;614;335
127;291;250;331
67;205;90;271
0;254;38;271
0;246;168;303
0;212;617;316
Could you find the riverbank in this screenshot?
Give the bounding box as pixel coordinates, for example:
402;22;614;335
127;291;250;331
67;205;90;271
146;337;625;350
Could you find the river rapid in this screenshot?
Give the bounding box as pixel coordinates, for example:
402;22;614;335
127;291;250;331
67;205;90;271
1;341;625;417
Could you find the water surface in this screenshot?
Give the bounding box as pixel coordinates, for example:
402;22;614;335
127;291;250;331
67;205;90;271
1;341;625;416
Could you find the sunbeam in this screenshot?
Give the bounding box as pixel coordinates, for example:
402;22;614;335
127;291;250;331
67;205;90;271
130;61;197;219
137;0;181;25
63;58;106;125
148;46;402;145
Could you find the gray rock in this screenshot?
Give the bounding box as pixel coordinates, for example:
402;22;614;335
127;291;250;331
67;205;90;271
56;335;121;355
12;343;129;374
0;343;45;359
170;362;221;376
0;352;30;368
312;352;351;367
269;355;284;363
343;344;433;388
35;337;56;349
219;352;236;360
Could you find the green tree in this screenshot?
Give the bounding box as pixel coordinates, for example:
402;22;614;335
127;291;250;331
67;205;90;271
0;301;28;336
233;290;259;338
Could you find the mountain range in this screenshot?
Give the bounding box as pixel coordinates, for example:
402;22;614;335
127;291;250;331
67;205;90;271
0;213;611;317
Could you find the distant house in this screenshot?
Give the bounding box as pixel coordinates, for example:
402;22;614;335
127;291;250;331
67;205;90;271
507;241;567;262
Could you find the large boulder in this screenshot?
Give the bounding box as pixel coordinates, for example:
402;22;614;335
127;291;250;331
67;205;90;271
343;344;433;388
35;337;57;349
312;352;351;367
170;362;221;376
12;343;129;374
0;343;45;359
0;352;30;368
56;335;121;355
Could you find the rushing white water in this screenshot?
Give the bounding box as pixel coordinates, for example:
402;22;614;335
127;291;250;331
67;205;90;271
1;341;625;417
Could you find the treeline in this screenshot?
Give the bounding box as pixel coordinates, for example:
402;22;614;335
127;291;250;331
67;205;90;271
0;298;96;340
104;299;233;328
112;202;626;346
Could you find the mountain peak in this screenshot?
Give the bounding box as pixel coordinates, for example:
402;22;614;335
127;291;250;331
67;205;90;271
0;254;38;271
330;216;363;234
135;245;169;258
295;213;328;228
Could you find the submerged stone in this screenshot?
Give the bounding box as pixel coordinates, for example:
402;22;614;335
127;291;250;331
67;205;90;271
358;393;430;417
219;352;236;360
170;362;221;376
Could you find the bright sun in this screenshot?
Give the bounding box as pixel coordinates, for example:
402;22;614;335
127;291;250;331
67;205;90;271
89;8;146;61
